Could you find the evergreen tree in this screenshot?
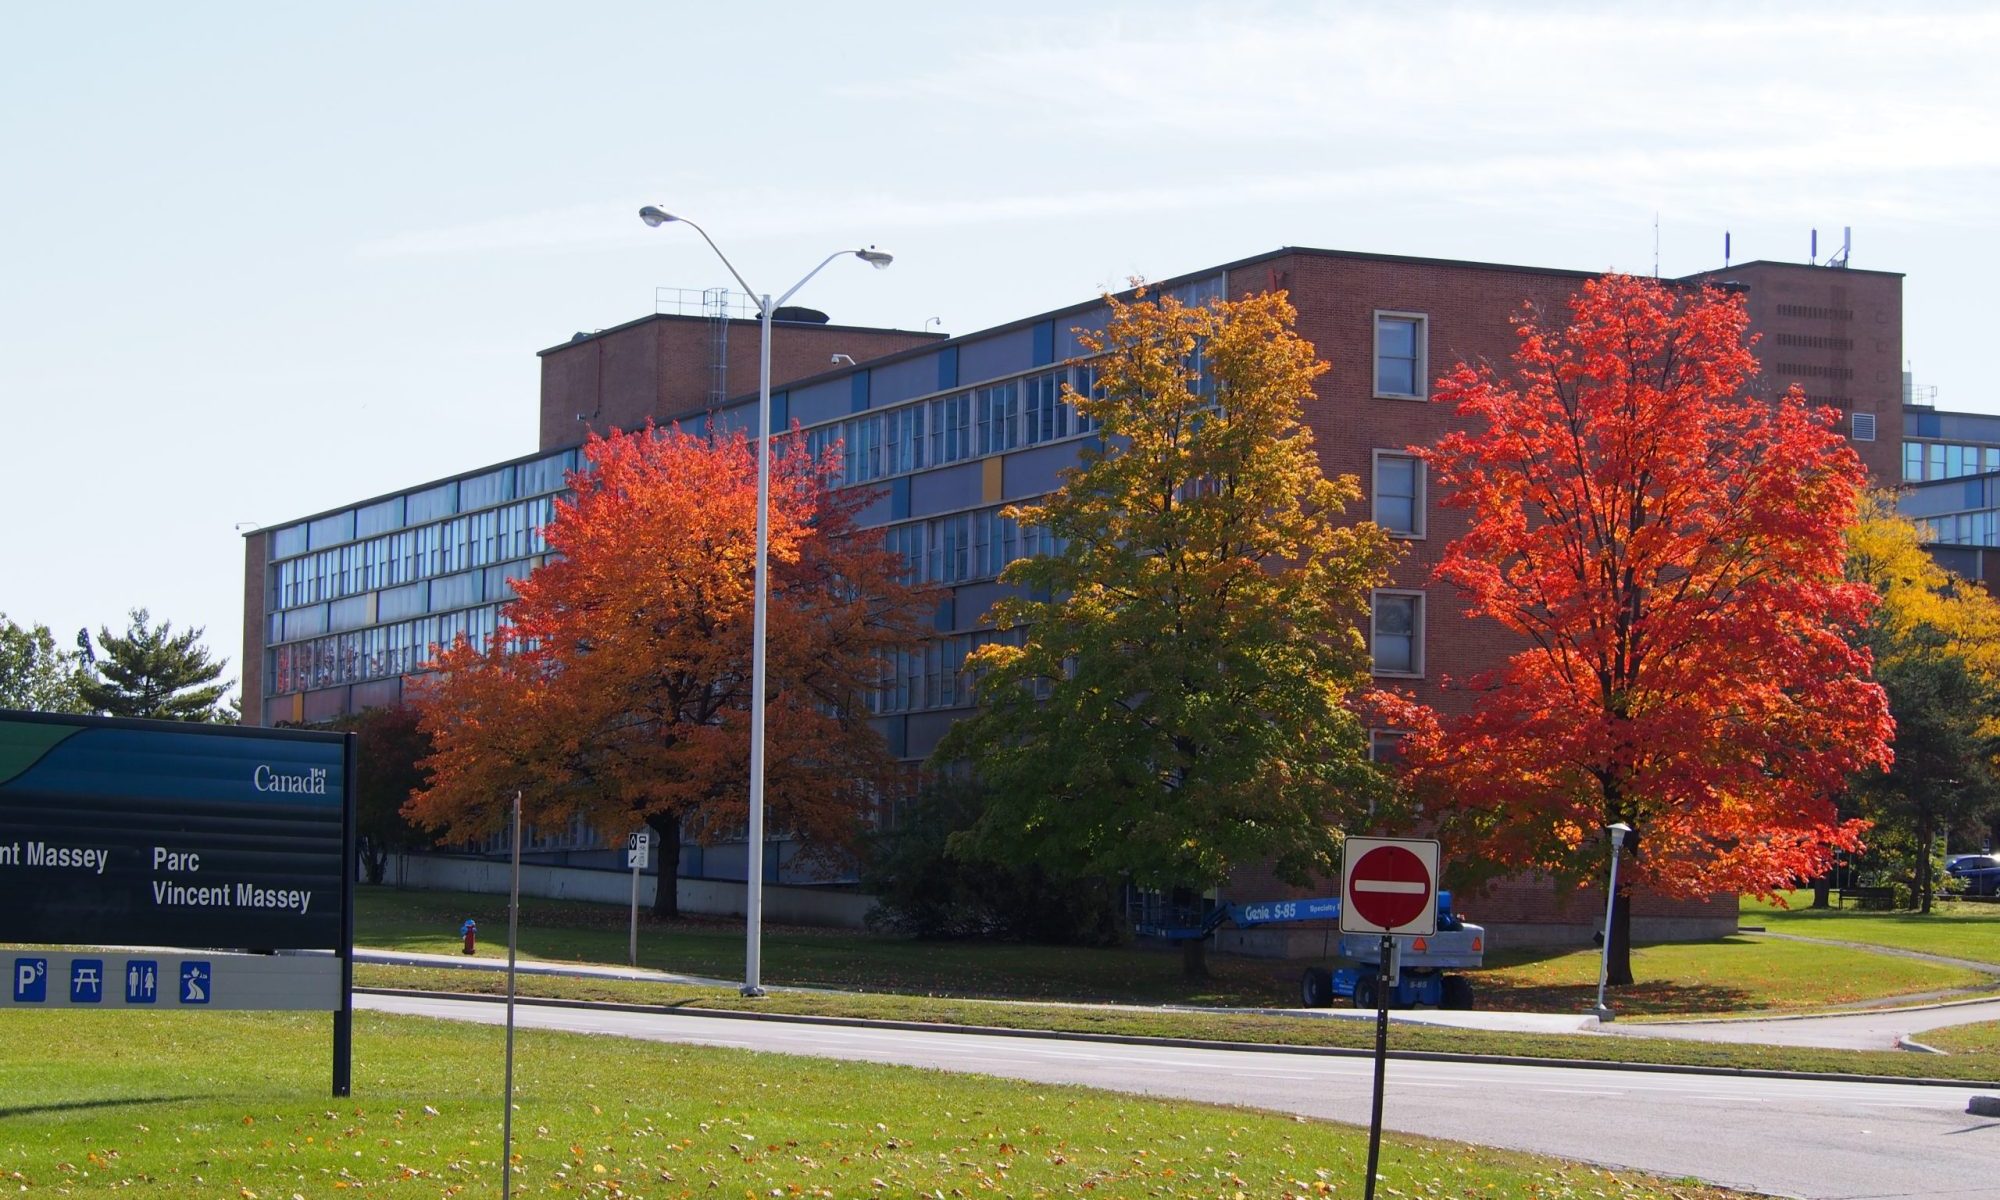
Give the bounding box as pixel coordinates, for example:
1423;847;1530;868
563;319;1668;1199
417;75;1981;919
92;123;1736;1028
77;608;233;722
0;613;90;713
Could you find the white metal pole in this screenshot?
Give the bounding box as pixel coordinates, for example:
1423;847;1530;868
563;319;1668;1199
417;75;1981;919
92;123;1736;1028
744;295;773;998
1593;840;1623;1022
502;790;522;1198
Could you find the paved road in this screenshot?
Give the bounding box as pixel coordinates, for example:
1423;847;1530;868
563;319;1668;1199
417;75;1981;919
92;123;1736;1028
360;992;2000;1200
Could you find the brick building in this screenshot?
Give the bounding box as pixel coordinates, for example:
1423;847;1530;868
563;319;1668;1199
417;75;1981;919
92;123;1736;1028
243;247;1903;946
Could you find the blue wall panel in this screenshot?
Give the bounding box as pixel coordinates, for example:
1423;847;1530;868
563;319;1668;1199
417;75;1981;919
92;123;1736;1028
910;463;983;516
787;377;851;427
870;354;937;408
958;327;1035;384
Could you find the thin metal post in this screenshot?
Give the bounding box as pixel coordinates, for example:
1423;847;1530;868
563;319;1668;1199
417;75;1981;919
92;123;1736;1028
628;843;640;969
333;730;356;1098
744;294;772;998
502;791;522;1199
1363;932;1392;1200
1593;841;1624;1022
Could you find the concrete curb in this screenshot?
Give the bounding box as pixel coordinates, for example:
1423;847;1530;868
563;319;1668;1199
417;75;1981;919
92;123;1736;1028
355;986;1998;1090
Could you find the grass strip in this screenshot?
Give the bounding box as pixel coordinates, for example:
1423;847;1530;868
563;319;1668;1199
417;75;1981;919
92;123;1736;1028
355;963;2000;1084
0;1007;1762;1199
359;886;1988;1015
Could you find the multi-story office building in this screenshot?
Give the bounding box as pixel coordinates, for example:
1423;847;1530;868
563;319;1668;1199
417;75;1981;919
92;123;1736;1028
243;247;1904;944
1898;402;2000;590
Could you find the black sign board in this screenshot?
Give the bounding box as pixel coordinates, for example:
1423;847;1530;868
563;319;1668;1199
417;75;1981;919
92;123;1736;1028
0;711;351;951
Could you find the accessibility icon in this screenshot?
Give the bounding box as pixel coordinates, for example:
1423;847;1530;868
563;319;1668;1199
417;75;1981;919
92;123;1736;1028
126;960;159;1005
12;957;47;1003
69;958;105;1003
179;961;211;1005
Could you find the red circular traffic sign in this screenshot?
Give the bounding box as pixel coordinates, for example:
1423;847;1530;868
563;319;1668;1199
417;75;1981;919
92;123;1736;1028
1346;844;1434;930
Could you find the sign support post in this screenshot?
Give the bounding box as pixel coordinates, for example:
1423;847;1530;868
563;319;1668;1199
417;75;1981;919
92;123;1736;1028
1339;835;1440;1200
502;791;522;1200
333;730;357;1098
625;831;650;968
1363;932;1392;1200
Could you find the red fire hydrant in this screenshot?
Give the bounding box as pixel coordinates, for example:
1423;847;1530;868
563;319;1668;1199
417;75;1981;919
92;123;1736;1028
461;918;477;956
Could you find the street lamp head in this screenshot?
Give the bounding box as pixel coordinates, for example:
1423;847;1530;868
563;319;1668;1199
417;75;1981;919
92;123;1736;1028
638;205;678;228
855;247;893;269
1607;822;1634;849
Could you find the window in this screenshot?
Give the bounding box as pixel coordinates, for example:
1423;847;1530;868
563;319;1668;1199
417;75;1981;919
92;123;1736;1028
1368;729;1408;765
1904;442;1924;482
1374;312;1427;399
1370;590;1423;676
1371;451;1424;537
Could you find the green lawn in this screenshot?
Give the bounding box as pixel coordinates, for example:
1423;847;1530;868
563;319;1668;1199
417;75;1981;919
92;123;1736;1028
0;1008;1760;1199
361;885;1989;1016
1743;890;2000;965
358;963;2000;1083
1922;1018;2000;1057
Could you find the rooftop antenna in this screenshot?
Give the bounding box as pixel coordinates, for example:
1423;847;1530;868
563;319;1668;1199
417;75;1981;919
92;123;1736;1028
1834;226;1851;269
1811;228;1818;262
1724;231;1731;269
1652;212;1660;277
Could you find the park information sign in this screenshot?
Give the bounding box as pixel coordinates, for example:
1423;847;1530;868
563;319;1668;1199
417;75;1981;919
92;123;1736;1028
0;709;357;1094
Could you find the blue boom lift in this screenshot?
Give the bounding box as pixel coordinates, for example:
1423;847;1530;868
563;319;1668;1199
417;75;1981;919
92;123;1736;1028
1133;892;1484;1010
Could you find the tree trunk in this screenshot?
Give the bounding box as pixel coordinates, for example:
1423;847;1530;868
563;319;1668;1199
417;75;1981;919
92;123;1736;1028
360;839;387;886
1918;811;1935;915
1181;936;1210;980
1810;876;1832;909
647;813;681;919
1606;886;1635;987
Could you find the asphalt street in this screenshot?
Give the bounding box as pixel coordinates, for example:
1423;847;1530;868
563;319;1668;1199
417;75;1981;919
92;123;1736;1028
359;992;2000;1200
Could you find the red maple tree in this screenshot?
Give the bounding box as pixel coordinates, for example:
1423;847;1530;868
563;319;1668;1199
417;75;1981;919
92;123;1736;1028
1373;275;1891;985
405;423;932;914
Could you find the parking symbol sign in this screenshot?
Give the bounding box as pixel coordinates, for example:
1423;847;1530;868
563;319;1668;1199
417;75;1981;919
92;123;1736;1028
179;961;211;1005
13;957;47;1003
125;960;159;1005
70;959;105;1003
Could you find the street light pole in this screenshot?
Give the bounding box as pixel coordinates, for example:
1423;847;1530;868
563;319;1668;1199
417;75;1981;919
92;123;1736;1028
638;206;891;997
1593;821;1633;1022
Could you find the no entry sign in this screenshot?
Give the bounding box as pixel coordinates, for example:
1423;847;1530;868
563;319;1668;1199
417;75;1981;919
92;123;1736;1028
1340;836;1439;936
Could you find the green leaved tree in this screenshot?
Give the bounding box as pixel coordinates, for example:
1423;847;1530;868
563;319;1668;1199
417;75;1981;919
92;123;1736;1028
326;705;434;885
77;608;233;722
0;613;90;713
936;288;1398;977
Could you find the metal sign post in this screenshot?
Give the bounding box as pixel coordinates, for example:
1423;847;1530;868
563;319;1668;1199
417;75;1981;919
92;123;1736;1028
1340;836;1441;1200
502;792;522;1200
625;831;650;968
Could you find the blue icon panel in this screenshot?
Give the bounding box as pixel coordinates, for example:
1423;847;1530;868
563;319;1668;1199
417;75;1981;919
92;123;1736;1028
179;961;211;1005
69;959;105;1003
12;957;48;1003
125;960;160;1004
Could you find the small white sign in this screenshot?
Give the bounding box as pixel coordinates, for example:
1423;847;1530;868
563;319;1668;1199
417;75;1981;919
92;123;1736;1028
626;831;651;870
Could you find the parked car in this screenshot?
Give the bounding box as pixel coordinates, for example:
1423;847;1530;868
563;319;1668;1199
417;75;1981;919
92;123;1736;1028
1946;854;2000;896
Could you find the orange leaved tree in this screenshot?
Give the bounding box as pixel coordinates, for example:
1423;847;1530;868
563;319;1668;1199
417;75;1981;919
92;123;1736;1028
1374;275;1891;986
406;423;933;915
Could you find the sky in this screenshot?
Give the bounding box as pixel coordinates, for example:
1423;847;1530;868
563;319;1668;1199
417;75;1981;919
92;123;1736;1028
2;2;1996;697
